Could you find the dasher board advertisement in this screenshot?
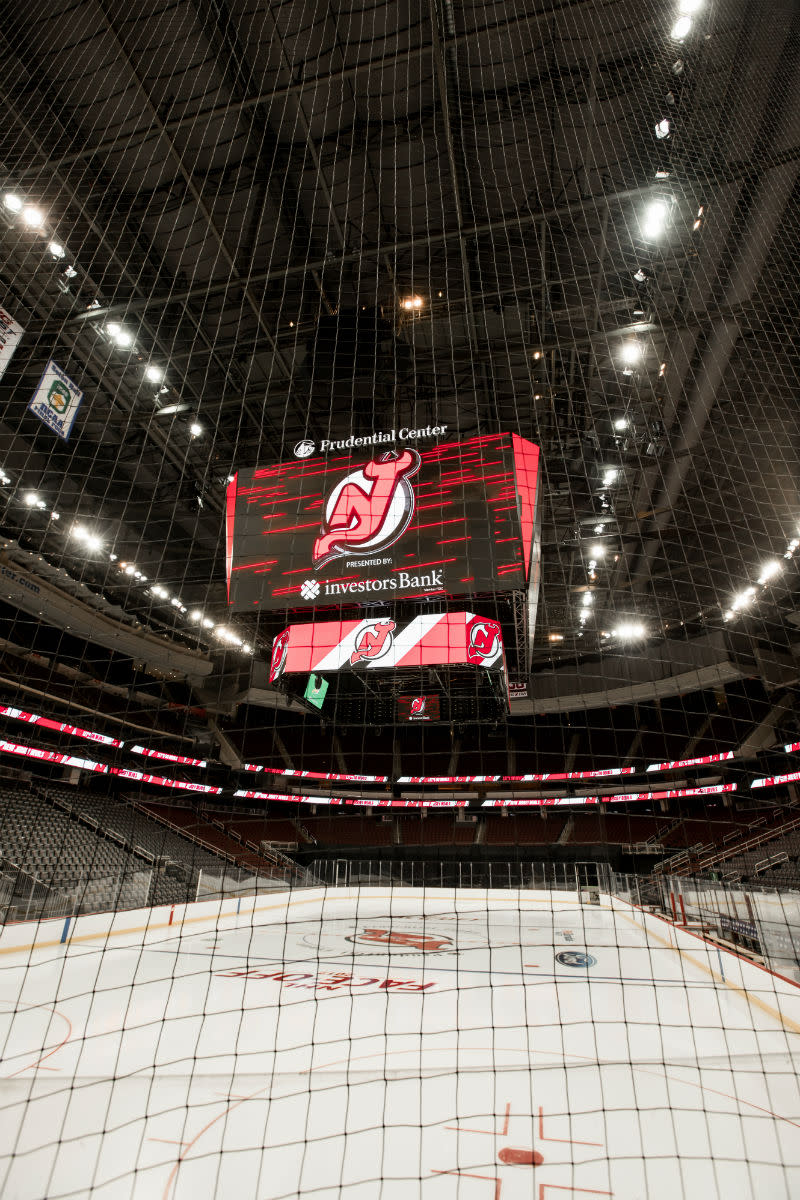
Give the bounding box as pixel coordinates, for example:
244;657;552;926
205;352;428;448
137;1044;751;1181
226;432;541;611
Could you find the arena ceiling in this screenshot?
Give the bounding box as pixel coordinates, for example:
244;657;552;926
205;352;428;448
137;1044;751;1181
0;0;800;764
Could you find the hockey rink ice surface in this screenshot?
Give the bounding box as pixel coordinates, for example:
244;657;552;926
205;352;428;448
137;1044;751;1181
1;888;799;1199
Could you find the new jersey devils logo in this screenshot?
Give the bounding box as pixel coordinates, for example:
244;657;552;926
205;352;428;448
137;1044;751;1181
313;449;421;569
350;619;396;666
466;618;503;666
409;696;426;716
269;629;290;682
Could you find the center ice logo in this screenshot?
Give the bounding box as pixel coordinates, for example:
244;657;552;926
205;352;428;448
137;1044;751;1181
312;449;421;569
347;928;453;952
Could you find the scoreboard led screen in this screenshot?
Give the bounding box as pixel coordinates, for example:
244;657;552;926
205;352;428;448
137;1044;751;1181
226;432;540;611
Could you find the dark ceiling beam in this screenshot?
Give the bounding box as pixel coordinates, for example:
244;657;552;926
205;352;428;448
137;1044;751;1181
628;27;800;589
14;3;599;179
93;0;312;434
0;32;283;460
189;0;337;317
67;182;661;325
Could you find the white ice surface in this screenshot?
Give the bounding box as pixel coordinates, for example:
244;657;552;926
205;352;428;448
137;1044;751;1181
1;888;799;1199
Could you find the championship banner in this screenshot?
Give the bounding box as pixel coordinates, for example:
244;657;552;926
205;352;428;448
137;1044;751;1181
0;305;24;383
226;432;541;611
28;360;84;441
269;611;506;681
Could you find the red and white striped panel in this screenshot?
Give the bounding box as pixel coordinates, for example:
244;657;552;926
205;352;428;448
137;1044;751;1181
270;611;504;680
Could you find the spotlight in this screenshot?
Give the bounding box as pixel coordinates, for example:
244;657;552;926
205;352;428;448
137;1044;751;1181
23;492;40;506
641;199;670;240
677;0;702;15
757;561;782;585
401;296;424;311
548;633;564;642
620;342;641;366
671;16;692;39
144;364;163;383
22;206;44;228
614;622;646;639
189;421;202;437
655;119;672;139
589;544;606;559
189;610;203;622
602;468;619;487
202;617;214;629
48;242;66;259
613;417;628;431
4;193;23;213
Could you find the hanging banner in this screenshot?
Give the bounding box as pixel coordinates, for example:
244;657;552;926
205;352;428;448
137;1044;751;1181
0;305;23;382
28;360;84;440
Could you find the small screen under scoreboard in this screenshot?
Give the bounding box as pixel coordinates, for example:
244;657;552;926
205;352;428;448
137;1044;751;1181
398;695;440;722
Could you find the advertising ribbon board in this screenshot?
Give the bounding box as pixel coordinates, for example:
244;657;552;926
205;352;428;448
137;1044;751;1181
0;305;23;382
28;360;84;441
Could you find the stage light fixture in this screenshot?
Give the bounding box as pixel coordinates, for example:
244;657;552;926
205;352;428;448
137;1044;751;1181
4;193;22;212
757;561;782;585
655;118;672;139
641;199;670;239
48;242;66;259
144;364;163;383
22;206;44;228
671;16;692;38
614;622;645;639
189;421;202;437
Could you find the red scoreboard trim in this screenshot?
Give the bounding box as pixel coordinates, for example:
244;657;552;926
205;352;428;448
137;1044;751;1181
110;767;223;794
397;767;635;784
0;704;122;747
234;789;342;805
345;798;469;808
130;745;208;768
251;766;390;783
482;783;736;807
751;771;800;789
646;751;734;773
269;611;505;680
0;737;108;772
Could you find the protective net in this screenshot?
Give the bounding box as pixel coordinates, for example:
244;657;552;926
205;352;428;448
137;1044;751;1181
0;0;800;1194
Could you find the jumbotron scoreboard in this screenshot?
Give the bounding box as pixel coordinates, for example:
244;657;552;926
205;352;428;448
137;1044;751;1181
225;431;541;613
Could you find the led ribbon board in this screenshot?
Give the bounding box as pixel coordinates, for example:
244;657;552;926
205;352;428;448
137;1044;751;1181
269;612;506;680
226;432;541;611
